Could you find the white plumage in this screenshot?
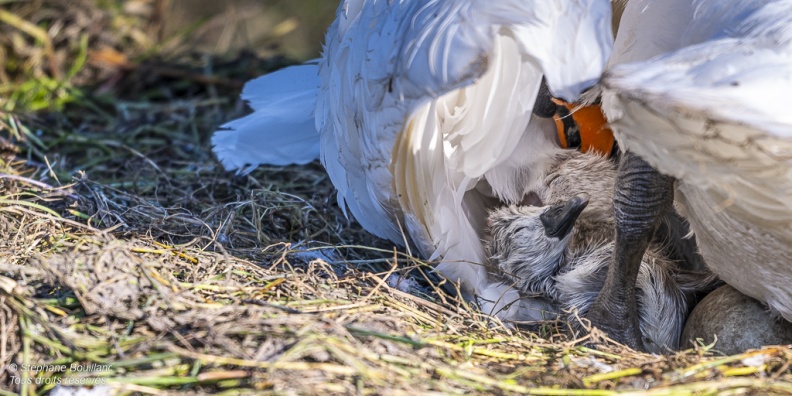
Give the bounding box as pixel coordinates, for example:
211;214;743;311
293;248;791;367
213;64;321;171
605;0;792;320
213;0;613;321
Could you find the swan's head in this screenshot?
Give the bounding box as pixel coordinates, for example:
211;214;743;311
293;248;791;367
486;193;590;297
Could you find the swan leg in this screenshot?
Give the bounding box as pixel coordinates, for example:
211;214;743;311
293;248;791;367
586;151;675;351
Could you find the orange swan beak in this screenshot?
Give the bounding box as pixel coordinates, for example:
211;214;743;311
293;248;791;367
552;98;615;157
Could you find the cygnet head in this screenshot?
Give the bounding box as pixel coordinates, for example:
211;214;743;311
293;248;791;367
487;193;590;298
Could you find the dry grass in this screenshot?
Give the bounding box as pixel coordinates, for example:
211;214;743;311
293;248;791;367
2;1;792;395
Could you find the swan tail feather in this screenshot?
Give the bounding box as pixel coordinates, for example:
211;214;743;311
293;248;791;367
212;63;321;173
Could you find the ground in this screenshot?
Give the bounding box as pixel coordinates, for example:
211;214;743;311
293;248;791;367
1;1;792;394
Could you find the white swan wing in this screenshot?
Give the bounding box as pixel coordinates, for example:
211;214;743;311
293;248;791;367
606;0;792;222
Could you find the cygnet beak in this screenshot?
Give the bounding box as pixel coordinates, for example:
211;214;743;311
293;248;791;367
540;193;590;239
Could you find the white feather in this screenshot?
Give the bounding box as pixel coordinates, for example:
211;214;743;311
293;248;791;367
212;64;321;172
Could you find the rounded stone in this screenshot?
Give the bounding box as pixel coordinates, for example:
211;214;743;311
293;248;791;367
682;285;792;354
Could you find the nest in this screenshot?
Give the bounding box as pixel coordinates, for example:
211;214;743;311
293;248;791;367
1;1;792;394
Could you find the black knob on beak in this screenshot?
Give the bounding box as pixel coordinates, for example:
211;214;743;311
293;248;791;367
532;78;558;118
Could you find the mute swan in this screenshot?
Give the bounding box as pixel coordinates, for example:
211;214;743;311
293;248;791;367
588;0;792;350
487;151;719;352
212;0;614;321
